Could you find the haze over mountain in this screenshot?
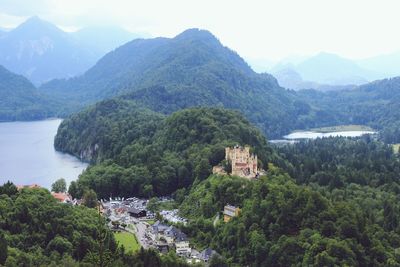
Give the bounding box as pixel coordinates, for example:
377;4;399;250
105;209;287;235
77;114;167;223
272;65;356;91
266;51;400;90
71;25;149;56
0;16;144;85
357;51;400;78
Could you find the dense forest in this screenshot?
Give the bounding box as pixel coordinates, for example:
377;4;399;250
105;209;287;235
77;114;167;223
0;65;56;121
0;182;203;266
0;182;117;265
57;105;277;198
55;95;400;265
180;173;400;266
276;136;400;188
178;138;400;266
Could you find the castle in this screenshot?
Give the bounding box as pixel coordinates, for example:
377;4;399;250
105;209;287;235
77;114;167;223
213;145;260;179
226;145;258;178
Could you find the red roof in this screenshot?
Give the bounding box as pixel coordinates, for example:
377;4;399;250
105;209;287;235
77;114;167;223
51;192;71;202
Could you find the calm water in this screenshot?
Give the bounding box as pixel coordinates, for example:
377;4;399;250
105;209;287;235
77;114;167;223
283;130;376;140
0;119;88;189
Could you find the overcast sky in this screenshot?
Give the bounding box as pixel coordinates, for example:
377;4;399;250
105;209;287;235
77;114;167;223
1;0;400;62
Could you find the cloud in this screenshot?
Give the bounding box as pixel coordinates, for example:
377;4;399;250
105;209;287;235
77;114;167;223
0;0;400;61
0;0;51;16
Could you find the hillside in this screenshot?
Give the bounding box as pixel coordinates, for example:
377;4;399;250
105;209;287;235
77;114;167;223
42;28;332;138
0;65;54;121
298;77;400;142
180;166;400;265
0;182;189;266
56;105;277;197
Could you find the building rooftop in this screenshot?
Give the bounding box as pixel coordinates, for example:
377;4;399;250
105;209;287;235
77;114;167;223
128;207;145;214
165;225;188;241
199;248;218;261
51;192;71;202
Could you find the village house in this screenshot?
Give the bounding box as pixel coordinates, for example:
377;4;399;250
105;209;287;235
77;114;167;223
149;221;191;256
128;207;147;218
199;248;219;263
149;221;170;243
223;205;241;222
51;192;72;203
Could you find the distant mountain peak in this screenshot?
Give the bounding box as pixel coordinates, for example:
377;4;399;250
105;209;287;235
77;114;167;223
175;28;219;42
12;16;64;36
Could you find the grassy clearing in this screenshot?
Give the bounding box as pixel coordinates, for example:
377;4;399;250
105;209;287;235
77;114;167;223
310;125;374;133
146;219;156;225
114;231;140;252
393;144;400;154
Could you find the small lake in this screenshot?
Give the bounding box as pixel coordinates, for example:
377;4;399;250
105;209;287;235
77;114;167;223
283;130;376;140
0;119;88;189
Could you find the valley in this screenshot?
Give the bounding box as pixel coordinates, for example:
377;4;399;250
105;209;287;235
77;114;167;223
1;7;400;266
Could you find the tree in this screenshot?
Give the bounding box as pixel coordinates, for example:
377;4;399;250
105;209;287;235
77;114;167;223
47;236;73;255
0;231;7;265
83;189;98;208
68;181;80;199
0;181;17;196
52;178;67;193
209;254;228;267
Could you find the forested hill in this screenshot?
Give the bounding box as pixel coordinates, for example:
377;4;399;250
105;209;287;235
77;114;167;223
41;28;333;138
298;77;400;142
0;65;55;121
55;104;278;197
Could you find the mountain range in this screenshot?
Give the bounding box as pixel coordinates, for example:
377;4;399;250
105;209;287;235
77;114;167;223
1;25;399;141
40;28;331;138
268;51;400;90
0;16;145;85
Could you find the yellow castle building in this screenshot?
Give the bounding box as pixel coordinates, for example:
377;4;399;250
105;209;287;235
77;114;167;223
225;145;258;178
223;205;241;222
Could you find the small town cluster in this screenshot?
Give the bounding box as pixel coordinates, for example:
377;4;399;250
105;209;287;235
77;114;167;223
17;145;255;264
100;196;223;264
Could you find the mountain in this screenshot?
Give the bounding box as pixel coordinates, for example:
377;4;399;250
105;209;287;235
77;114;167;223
0;17;143;85
41;28;333;138
357;51;400;78
0;65;54;121
272;66;356;91
71;25;148;55
0;16;99;85
294;52;374;85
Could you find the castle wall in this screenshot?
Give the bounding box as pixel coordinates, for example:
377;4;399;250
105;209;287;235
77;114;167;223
225;145;258;178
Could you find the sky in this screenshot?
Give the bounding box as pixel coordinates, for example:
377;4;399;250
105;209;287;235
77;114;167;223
1;0;400;63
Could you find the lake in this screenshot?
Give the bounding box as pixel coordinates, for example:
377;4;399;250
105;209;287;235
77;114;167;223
283;130;376;140
0;119;88;189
